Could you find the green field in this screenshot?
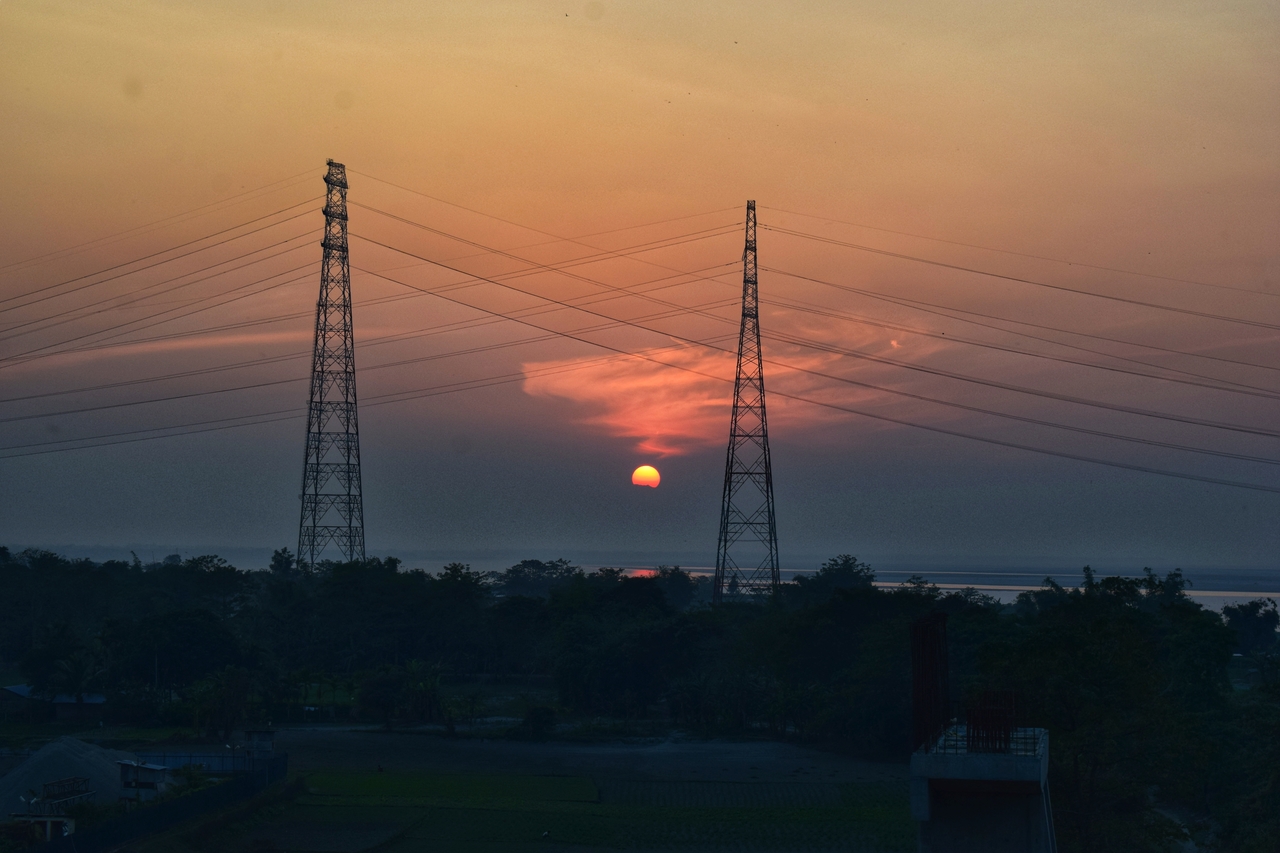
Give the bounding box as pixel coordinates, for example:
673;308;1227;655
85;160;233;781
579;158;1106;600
147;770;914;852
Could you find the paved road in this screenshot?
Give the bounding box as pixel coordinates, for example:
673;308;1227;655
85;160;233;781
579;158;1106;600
276;727;908;785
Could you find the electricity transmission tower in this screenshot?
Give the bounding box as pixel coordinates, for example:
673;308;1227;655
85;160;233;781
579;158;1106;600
714;200;779;602
298;160;366;567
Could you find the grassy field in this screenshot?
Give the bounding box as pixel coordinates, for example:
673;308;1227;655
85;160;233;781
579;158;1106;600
146;769;914;852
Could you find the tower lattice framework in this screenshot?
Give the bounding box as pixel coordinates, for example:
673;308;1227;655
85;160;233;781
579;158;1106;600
298;160;366;566
714;200;779;602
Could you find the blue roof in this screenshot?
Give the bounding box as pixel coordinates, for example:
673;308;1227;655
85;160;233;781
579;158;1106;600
3;684;105;704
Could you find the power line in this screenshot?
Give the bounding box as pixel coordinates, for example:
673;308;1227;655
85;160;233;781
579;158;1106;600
12;285;1272;470
0;263;319;369
355;263;1280;495
357;187;1280;388
762;224;1280;333
0;168;318;277
0;335;737;459
2;230;736;376
359;228;1280;441
762;265;1280;375
0;228;317;343
0;198;322;312
761;294;1280;401
351;248;1280;491
760;204;1274;299
8;237;1278;494
348;167;739;239
0;279;739;423
362;195;1280;401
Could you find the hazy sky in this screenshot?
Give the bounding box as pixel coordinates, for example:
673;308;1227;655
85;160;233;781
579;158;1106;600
2;0;1278;574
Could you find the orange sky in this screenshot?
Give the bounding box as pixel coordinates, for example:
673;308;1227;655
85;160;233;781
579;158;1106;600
1;0;1277;569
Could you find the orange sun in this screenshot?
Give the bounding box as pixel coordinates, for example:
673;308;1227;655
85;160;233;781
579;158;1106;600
631;465;661;488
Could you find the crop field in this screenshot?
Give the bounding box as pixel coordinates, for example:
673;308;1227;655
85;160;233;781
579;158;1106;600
158;769;914;853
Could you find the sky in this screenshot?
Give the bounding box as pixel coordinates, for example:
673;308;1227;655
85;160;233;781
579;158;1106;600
1;0;1278;578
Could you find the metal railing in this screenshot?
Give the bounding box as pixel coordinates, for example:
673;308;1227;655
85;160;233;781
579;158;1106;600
922;723;1046;757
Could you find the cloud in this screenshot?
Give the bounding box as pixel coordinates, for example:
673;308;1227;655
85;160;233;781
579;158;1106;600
520;333;920;456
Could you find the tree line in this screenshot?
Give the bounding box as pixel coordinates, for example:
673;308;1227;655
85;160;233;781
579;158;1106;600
0;545;1277;852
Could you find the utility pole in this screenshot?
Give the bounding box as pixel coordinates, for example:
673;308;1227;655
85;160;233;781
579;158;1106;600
298;160;366;567
714;200;779;602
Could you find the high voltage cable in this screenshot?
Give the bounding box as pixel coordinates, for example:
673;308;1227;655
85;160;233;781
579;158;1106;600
759;205;1274;299
2;222;737;373
0;292;739;424
762;265;1280;375
358;246;1280;478
758;330;1280;467
0;263;319;369
353;202;1280;407
361;189;1280;399
26;259;735;382
343;263;1280;495
359;248;1280;462
0;254;318;365
8;243;1279;493
762;224;1280;333
359;229;1280;440
0;262;738;405
10;350;1278;496
0;198;322;312
762;295;1280;401
773;332;1280;440
0;334;739;458
0;168;318;277
0;229;318;343
355;181;1280;377
10;278;1274;470
765;286;1280;396
0;271;741;421
350;202;739;281
347;168;739;238
10;184;1278;493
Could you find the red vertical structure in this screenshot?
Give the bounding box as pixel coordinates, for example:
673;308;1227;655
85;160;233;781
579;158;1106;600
297;160;365;567
713;200;780;602
912;613;951;751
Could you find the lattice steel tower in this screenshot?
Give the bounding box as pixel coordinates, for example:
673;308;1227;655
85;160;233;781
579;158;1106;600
298;160;366;566
714;200;779;602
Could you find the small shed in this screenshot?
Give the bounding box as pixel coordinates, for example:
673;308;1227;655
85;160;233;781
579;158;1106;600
118;761;171;804
245;730;275;759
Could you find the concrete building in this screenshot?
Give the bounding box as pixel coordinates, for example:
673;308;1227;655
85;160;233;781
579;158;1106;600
910;723;1056;853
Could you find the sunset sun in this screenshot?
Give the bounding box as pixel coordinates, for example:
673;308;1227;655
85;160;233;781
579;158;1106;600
631;465;661;488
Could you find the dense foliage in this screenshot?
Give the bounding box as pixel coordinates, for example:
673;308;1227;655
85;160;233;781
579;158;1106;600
0;545;1276;851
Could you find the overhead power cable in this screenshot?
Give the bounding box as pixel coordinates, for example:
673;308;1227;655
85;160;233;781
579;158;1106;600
348;168;739;239
360;230;1280;441
0;279;740;424
7;242;1278;492
0;167;318;278
762;265;1280;375
0;261;738;405
0;263;319;369
0;197;322;312
0;332;740;459
762;295;1280;401
0;228;317;343
3;220;737;374
760;204;1274;298
361;248;1280;464
762;224;1280;333
349;177;1280;380
357;188;1280;401
353;263;1280;495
